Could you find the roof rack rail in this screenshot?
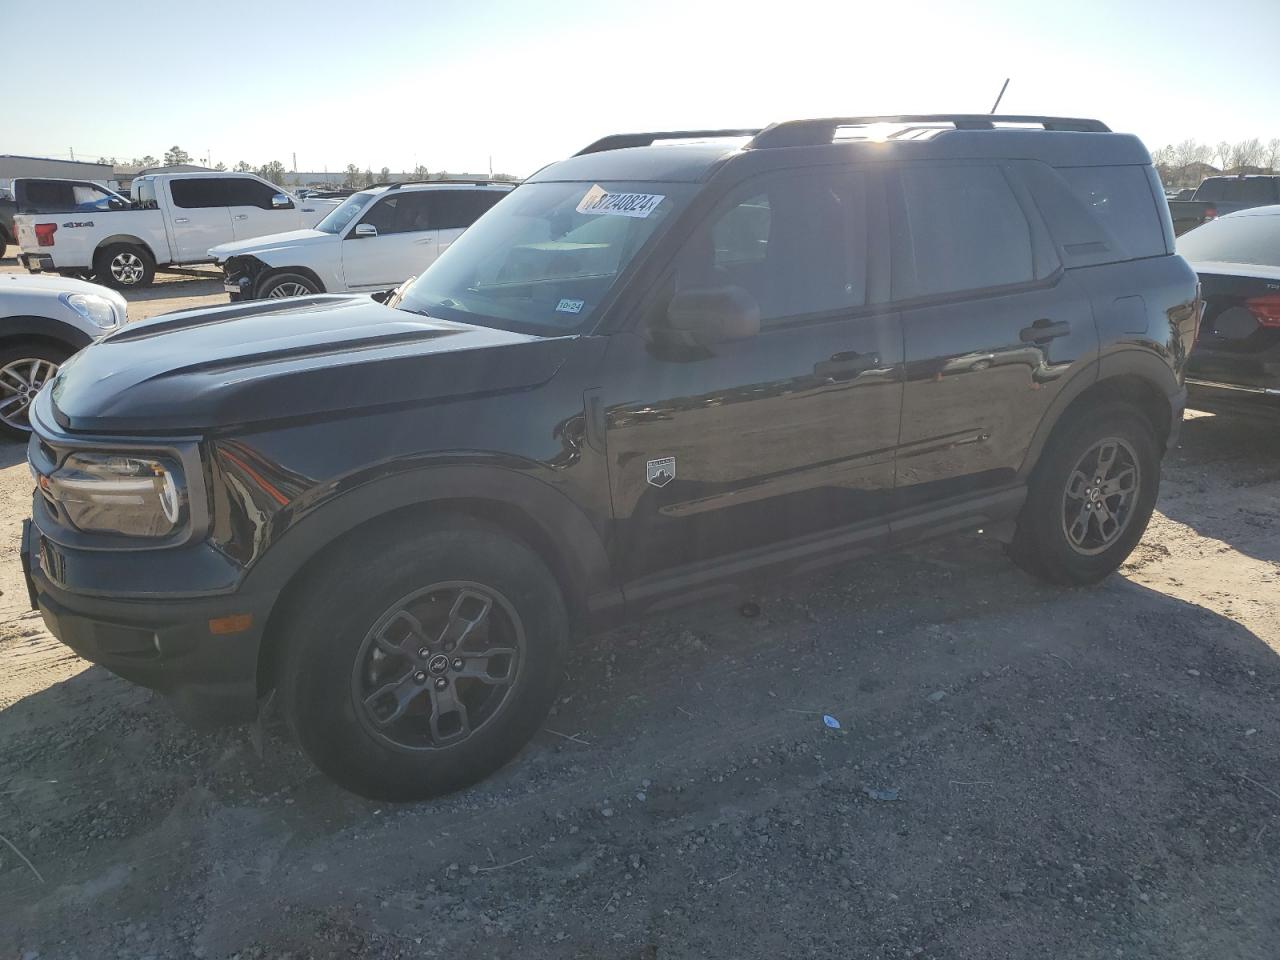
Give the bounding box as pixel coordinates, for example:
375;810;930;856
575;129;762;157
749;114;1111;149
367;178;518;190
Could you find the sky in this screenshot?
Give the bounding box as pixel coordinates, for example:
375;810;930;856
3;0;1278;177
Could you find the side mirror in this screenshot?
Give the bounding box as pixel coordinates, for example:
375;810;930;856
108;197;127;210
662;286;761;346
271;193;293;209
353;222;378;238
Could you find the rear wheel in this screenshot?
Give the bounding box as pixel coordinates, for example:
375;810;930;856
0;343;71;439
1008;403;1160;585
258;272;319;300
94;243;155;289
278;519;568;801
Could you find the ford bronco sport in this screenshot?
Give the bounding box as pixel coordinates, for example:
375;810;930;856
23;115;1200;800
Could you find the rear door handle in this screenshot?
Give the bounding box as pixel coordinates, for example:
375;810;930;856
174;217;190;224
815;351;881;380
232;214;249;221
1019;319;1071;343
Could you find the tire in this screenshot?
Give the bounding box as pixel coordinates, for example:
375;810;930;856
1008;402;1160;585
94;243;155;289
0;342;71;439
278;518;568;801
257;272;320;300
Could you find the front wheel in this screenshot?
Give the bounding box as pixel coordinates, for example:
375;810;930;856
94;243;155;289
0;343;71;439
1008;403;1160;585
278;520;568;801
257;272;319;300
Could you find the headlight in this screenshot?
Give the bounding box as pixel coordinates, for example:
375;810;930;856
40;452;187;538
59;292;121;330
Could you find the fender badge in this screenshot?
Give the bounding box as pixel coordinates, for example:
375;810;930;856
646;457;676;488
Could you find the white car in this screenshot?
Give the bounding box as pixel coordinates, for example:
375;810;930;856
0;273;125;437
13;173;339;290
210;181;514;300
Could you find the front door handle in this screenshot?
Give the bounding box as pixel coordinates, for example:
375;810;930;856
815;350;881;380
174;217;190;224
1020;318;1071;343
232;214;249;221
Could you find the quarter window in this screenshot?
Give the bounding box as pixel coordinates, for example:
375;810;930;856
892;165;1034;299
1057;165;1165;259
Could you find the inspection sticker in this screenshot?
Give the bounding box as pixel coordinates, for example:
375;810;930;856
556;298;585;314
576;184;665;218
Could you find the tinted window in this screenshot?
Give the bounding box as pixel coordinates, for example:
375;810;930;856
19;180;74;211
1197;178;1277;203
893;165;1033;299
1178;212;1280;268
359;195;405;234
224;177;282;209
673;169;870;325
169;178;226;208
1058;166;1166;259
392;193;436;232
428;190;507;230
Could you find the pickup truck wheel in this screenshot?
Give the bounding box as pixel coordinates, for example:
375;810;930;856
1008;403;1159;585
259;273;319;299
278;520;568;801
95;243;155;289
0;343;70;438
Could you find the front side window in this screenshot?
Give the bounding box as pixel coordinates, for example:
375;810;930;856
892;164;1034;299
670;170;870;325
224;178;282;209
315;191;374;234
395;181;695;333
359;195;406;234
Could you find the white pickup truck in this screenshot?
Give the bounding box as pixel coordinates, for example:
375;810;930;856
13;172;338;289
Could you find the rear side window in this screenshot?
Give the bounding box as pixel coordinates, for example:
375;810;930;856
892;165;1034;299
170;178;226;208
428;190;506;230
1197;178;1277;203
1057;166;1165;259
19;180;75;212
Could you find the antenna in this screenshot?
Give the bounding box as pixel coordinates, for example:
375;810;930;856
990;78;1010;114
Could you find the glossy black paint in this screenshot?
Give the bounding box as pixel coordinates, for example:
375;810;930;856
1185;261;1280;394
25;127;1200;721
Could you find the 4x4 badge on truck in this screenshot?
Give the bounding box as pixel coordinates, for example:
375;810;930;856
646;457;676;488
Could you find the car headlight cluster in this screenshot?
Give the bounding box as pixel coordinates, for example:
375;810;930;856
37;452;186;538
60;292;123;330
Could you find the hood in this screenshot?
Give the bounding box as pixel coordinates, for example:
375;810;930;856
1;271;126;303
49;295;570;433
209;228;334;260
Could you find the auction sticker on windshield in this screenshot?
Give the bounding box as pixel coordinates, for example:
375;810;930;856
576;184;665;218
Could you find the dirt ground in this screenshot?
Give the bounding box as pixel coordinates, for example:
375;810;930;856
0;257;1277;959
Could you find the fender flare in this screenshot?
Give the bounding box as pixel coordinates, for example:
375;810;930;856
94;234;158;264
1018;348;1180;480
0;315;93;351
242;462;623;627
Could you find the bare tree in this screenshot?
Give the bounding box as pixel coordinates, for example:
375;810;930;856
1215;141;1233;171
233;161;252;173
1173;138;1213;168
1267;138;1280;172
1230;138;1263;169
1152;144;1176;167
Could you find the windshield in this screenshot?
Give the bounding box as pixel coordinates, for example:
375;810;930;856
394;180;695;333
1178;212;1280;268
315;191;376;234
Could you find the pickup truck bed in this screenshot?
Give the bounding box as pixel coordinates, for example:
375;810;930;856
1169;175;1280;236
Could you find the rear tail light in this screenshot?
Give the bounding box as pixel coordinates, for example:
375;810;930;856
1245;294;1280;328
34;223;57;247
1202;206;1218;221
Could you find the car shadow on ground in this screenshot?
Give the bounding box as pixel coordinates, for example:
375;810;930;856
1161;401;1280;565
1;536;1277;958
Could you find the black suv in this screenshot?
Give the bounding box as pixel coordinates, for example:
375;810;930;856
22;115;1200;800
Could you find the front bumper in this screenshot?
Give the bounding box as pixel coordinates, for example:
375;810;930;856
21;517;270;724
19;252;55;273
